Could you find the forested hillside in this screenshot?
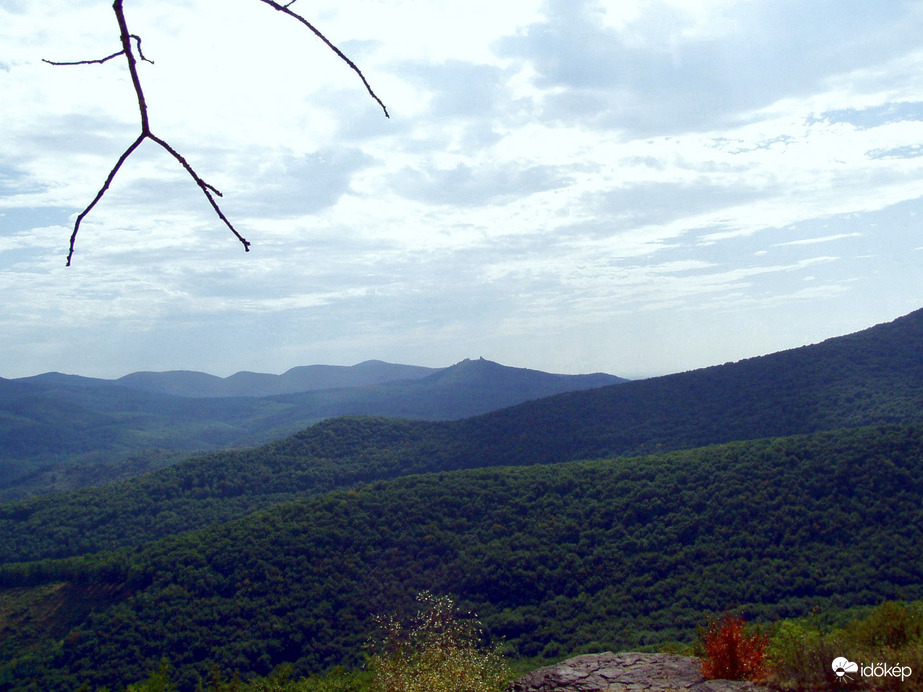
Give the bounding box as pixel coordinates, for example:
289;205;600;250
1;309;921;564
2;423;921;691
0;359;623;499
451;305;923;464
2;310;922;690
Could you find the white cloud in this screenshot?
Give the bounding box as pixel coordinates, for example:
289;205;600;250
774;233;861;247
1;0;922;378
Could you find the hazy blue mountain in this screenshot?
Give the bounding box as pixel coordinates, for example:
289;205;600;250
259;358;626;425
115;360;440;398
1;311;923;689
4;305;921;504
0;359;625;498
1;309;920;564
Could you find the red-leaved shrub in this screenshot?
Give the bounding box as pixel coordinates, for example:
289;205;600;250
700;613;768;681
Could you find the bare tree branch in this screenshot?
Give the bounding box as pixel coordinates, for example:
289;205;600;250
130;34;152;63
43;35;152;67
63;0;226;265
112;1;149;134
148;134;251;253
68;134;145;264
256;0;390;119
49;0;388;265
44;50;124;67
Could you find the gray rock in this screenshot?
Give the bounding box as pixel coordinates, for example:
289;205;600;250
507;652;771;692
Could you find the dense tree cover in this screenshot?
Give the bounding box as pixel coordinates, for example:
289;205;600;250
0;449;189;504
448;306;923;466
0;359;622;496
2;423;921;691
0;375;281;459
0;417;442;563
2;309;923;565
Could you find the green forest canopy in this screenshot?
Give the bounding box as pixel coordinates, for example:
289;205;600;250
2;423;921;690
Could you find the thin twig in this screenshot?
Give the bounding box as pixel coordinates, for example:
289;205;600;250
43;35;152;67
149;134;251;252
256;0;390;118
67;134;145;264
129;34;152;63
44;51;124;67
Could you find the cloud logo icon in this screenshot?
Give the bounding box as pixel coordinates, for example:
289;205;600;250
832;657;859;679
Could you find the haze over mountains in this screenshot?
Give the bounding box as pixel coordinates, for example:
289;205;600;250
1;309;922;690
2;307;921;557
0;359;624;499
115;360;440;398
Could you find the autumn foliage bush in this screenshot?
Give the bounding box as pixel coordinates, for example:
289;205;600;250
699;613;768;681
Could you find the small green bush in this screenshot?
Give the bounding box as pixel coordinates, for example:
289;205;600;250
764;618;843;690
847;601;923;651
846;602;923;692
366;591;510;692
125;658;178;692
763;602;923;691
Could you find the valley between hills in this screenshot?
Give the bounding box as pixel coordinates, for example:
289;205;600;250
1;309;922;690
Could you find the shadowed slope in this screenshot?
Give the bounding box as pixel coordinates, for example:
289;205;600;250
0;309;920;565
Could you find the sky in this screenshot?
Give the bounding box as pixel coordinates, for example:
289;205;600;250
1;0;922;380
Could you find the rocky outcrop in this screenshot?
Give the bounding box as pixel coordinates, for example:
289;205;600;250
507;652;771;692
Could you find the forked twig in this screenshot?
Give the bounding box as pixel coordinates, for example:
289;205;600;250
43;34;152;66
47;0;388;265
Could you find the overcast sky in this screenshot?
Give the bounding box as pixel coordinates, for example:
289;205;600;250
2;0;922;380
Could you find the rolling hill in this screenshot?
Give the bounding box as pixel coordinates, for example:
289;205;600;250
0;359;624;499
1;308;922;690
0;309;921;565
114;360;440;398
2;423;921;690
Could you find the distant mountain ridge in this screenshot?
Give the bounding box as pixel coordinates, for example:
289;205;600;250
0;359;626;498
1;308;921;565
114;360;440;398
2;309;923;689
